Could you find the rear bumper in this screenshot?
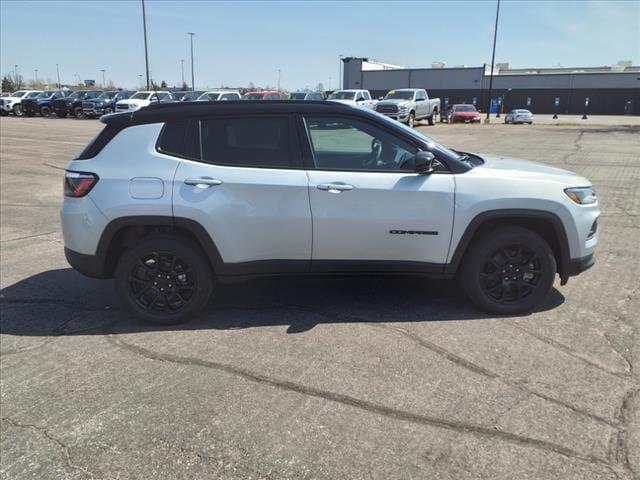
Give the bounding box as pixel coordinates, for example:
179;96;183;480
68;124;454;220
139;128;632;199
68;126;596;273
64;247;109;279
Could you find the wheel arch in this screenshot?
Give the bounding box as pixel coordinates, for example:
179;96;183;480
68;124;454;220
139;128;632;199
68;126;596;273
445;209;571;283
95;216;223;278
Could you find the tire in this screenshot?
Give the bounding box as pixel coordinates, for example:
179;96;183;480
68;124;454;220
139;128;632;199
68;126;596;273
407;111;415;128
114;235;214;325
74;106;84;119
103;107;113;115
13;104;24;117
40;106;51;117
459;226;556;315
428;110;437;125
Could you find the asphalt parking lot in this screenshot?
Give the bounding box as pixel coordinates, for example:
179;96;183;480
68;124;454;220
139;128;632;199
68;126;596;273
1;116;639;480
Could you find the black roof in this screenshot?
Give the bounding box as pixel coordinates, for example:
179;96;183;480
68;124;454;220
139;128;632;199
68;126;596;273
102;100;354;126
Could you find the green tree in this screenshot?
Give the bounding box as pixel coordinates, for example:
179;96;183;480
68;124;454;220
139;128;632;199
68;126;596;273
182;81;189;90
316;82;325;93
160;80;168;88
2;75;15;92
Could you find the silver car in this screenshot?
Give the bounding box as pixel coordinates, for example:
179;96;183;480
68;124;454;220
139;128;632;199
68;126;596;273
505;109;534;124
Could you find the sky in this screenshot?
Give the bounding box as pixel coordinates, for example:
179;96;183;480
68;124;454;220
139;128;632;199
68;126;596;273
1;0;638;90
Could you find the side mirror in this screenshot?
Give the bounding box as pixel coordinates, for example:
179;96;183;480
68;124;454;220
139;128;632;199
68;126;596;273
356;97;364;102
378;96;384;101
415;151;436;174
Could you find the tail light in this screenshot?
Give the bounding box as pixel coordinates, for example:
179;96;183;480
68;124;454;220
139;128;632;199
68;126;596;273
64;171;99;197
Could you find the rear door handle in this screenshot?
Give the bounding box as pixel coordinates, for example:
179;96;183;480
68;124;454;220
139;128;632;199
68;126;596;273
317;183;354;193
184;177;223;188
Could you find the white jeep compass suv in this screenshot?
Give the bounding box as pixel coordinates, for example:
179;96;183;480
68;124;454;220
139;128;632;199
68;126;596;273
61;101;599;324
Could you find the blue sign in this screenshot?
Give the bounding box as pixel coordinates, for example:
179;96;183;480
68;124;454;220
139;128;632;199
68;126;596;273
84;80;95;86
490;98;499;113
444;97;449;107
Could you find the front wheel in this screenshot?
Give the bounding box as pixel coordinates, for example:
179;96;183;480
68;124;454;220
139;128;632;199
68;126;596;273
13;104;24;117
40;106;52;117
74;106;84;119
407;112;415;128
460;226;556;315
114;235;214;324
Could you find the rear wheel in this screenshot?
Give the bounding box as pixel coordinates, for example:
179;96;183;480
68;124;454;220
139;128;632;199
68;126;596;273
428;110;437;125
13;104;24;117
74;106;84;119
460;226;556;315
115;235;213;324
40;106;51;117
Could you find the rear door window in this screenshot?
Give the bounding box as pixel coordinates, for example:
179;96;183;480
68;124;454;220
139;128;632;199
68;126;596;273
200;116;292;168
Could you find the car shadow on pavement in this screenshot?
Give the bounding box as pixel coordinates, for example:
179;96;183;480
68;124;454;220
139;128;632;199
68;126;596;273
0;268;565;337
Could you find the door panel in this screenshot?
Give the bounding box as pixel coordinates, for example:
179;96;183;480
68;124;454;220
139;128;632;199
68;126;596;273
307;171;455;266
173;160;312;267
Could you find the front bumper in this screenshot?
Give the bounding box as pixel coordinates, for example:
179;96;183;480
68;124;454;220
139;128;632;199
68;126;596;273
0;102;13;112
566;253;595;277
82;106;105;116
377;111;410;122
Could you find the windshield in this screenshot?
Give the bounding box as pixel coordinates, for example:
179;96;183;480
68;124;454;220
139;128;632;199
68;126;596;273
182;91;202;100
11;91;27;98
25;91;41;98
242;92;264;100
454;105;477;112
374;112;463;163
130;92;151;100
384;90;414;100
37;91;56;98
97;92;117;100
290;93;308;100
515;109;531;114
67;92;81;99
328;91;356;100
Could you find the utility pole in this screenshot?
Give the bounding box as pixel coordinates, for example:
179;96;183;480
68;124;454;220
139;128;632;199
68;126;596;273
188;32;195;91
14;65;19;88
339;54;344;89
56;63;61;88
138;74;143;88
142;0;150;90
485;0;500;123
181;59;185;87
100;69;106;88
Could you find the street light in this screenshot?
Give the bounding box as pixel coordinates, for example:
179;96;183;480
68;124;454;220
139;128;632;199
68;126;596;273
141;0;150;90
181;59;185;87
138;74;143;88
56;63;61;88
100;69;106;88
14;64;19;88
187;32;195;91
485;0;501;123
34;69;38;83
338;54;344;89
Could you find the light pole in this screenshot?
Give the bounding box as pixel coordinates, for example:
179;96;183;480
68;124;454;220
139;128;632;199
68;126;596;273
56;63;61;88
338;54;344;89
34;69;38;83
141;0;150;90
138;74;143;88
188;32;195;91
100;69;106;88
181;59;185;87
485;0;501;123
14;64;19;88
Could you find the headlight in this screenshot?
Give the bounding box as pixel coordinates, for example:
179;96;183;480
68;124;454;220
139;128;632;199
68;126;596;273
564;187;596;205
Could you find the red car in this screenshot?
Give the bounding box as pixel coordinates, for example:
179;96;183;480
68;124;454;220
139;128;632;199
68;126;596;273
446;104;481;123
241;90;286;100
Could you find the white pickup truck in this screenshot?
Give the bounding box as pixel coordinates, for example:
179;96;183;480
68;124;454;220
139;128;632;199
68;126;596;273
375;88;441;127
327;89;376;110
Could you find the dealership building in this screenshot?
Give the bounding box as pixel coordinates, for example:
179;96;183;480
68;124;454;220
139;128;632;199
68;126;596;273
342;57;640;115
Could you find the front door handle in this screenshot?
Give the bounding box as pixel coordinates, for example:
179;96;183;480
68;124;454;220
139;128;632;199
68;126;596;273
317;183;354;193
184;177;223;188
